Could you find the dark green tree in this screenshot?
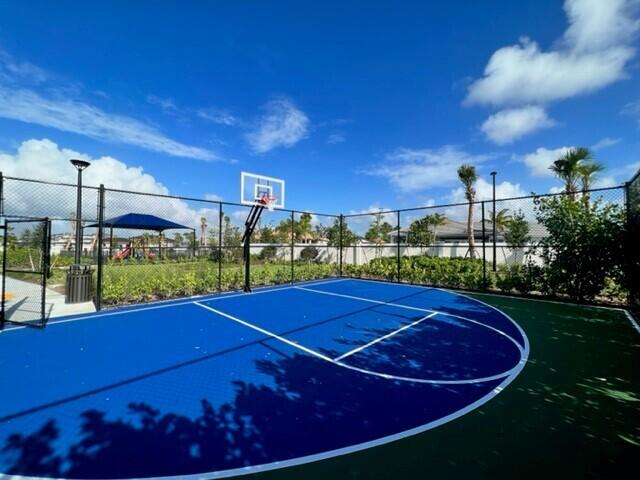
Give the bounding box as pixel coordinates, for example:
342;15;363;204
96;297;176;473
326;218;356;248
296;213;313;242
364;213;393;244
326;218;356;265
534;195;626;301
407;213;446;247
504;209;530;247
457;164;478;258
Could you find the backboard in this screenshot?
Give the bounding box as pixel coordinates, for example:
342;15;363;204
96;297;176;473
240;172;286;209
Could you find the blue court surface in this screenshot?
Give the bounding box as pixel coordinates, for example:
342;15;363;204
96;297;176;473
0;278;529;479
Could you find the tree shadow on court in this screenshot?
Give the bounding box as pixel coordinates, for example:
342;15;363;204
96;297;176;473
327;315;521;381
1;349;500;478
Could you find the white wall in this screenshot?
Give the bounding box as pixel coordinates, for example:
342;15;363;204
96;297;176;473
341;242;542;266
247;241;541;266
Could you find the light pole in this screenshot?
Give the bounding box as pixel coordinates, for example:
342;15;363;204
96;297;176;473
490;171;497;271
70;159;91;264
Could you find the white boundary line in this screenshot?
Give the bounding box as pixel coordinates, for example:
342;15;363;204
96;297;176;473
441;286;640;338
194;299;525;385
295;285;525;353
345;276;639;337
334;312;437;361
0;278;347;334
296;285;435;313
3;279;530;480
623;309;640;334
193;302;334;362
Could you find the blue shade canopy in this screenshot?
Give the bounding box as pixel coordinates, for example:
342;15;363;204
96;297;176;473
88;213;191;232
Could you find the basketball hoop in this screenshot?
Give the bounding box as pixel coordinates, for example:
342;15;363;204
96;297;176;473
259;194;277;211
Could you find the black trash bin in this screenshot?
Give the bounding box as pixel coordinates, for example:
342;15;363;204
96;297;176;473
65;264;94;303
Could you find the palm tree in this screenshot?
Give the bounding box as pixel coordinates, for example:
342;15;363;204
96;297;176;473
200;217;208;247
429;213;447;243
489;208;512;264
490;208;512;237
549;147;592;196
457;164;478;259
577;161;604;192
578;161;605;206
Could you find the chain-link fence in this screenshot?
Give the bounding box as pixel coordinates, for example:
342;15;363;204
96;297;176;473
342;186;629;306
627;169;640;314
0;172;635;320
0;174;341;314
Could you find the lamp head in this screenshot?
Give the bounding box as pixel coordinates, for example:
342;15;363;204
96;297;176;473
490;171;497;177
70;159;91;171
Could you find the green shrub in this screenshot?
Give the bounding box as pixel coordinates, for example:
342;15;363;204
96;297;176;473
299;246;319;262
258;245;278;261
98;260;337;305
348;255;486;290
534;195;626;302
495;263;540;294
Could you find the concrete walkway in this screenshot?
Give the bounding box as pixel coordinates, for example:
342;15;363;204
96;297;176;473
2;275;95;324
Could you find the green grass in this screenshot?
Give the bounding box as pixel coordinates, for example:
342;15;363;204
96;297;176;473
249;295;639;479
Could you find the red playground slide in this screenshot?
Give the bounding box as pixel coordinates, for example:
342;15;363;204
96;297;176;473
113;246;132;260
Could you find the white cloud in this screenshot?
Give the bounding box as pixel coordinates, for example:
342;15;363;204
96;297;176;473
363;146;491;192
466;38;633;106
204;193;223;202
345;205;396;235
197;108;240;126
449;178;527;204
592;175;620;188
592;137;622;150
146;95;179;115
0;86;218;161
465;0;639;106
446;178;528;220
562;0;640;52
246;98;309;153
0;138;221;229
0;49;48;85
518;146;574;177
327;132;346;144
481;106;555;144
622;99;640;126
0;50;218;161
624;161;640;175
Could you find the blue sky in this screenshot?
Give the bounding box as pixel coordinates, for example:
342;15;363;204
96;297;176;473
0;0;638;218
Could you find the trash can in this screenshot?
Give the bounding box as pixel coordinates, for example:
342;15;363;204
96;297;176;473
65;264;94;303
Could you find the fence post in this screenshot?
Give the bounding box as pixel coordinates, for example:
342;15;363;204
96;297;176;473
0;171;4;216
1;218;7;328
339;215;344;277
96;185;105;311
623;181;636;309
290;211;295;284
482;201;487;290
396;210;401;283
492;201;497;272
41;218;51;324
218;203;222;292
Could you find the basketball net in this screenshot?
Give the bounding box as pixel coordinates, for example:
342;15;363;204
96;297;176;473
259;194;277;211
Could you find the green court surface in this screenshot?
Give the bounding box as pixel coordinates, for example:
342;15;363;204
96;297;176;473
253;293;640;480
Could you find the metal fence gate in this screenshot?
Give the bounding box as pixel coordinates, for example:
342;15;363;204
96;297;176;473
1;218;51;328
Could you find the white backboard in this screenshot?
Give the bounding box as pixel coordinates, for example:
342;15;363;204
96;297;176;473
240;172;286;209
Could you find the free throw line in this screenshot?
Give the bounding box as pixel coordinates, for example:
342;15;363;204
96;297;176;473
334;312;438;361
